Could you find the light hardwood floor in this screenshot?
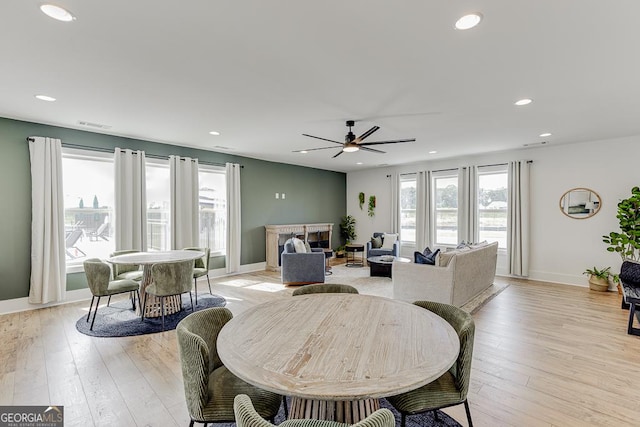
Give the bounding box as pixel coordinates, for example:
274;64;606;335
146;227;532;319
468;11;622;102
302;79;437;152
0;270;638;426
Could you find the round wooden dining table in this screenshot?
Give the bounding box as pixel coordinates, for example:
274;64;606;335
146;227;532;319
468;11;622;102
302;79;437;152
217;293;460;423
108;250;203;318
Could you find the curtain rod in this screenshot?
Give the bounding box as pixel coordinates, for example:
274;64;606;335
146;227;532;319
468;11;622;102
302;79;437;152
26;138;242;168
392;160;534;177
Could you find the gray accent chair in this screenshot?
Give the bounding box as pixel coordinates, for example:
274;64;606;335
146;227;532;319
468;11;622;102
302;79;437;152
234;394;396;427
83;258;140;331
386;301;475;427
365;232;400;259
281;239;325;285
177;308;283;427
109;249;144;282
292;283;359;296
184;247;212;305
141;259;194;331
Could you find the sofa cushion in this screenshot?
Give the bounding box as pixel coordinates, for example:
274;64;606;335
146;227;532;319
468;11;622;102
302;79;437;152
371;235;383;249
381;233;398;249
415;248;440;265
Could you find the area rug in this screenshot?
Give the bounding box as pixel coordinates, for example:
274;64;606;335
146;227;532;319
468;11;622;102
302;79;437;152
215;397;461;426
75;293;226;337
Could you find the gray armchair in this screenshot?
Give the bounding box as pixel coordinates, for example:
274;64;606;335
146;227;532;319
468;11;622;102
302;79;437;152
281;238;325;285
366;232;400;258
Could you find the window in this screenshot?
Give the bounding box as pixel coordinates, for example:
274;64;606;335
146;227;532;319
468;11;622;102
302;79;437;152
199;166;226;253
62;149;115;268
400;175;417;245
433;172;458;245
146;161;171;251
477;166;508;248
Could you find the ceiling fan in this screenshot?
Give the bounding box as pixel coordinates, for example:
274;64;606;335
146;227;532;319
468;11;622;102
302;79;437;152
294;120;416;158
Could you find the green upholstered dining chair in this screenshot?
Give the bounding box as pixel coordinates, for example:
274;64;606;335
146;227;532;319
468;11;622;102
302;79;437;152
109;249;144;282
141;259;194;331
291;283;359;296
83;258;140;331
386;301;475;427
183;247;211;305
176;308;283;427
234;394;396;427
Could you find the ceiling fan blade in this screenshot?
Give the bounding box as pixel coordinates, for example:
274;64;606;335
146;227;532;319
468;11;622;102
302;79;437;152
332;150;344;158
302;134;344;145
360;146;386;154
293;146;341;152
359;138;416;146
355;126;380;143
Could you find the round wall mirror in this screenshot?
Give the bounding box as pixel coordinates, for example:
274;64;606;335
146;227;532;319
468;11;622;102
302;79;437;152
559;188;601;219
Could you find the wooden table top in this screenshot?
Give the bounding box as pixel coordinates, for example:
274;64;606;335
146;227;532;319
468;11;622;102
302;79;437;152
217;294;459;401
108;250;203;264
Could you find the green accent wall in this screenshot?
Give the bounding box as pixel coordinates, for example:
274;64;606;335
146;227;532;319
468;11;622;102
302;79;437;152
0;117;346;301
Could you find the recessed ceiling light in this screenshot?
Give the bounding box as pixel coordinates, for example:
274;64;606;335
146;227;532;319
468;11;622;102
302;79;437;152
209;131;220;136
455;13;483;30
539;132;552;137
514;98;532;106
40;4;75;22
35;95;56;102
428;150;437;154
356;162;363;165
299;150;308;154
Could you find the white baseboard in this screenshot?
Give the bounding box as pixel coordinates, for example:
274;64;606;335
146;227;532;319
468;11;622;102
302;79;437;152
0;262;269;316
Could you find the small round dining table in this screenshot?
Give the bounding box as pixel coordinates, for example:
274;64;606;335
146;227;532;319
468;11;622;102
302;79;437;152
217;293;460;423
108;250;203;318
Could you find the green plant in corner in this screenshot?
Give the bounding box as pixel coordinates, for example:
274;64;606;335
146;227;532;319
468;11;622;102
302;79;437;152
358;192;365;210
583;266;611;292
368;195;376;217
339;215;357;244
603;186;640;261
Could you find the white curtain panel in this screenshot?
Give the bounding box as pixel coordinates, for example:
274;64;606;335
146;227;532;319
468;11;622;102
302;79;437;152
508;160;531;276
390;172;400;234
415;170;432;251
170;156;199;249
114;148;147;251
28;137;66;303
226;163;241;273
459;166;478;243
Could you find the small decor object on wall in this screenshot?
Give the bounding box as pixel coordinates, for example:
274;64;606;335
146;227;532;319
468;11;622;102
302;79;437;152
358;192;365;210
559;188;601;219
368;195;376;217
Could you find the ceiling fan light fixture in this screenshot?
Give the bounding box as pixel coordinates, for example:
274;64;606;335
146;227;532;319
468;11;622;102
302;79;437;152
35;94;56;102
299;150;308;154
40;4;76;22
343;145;359;153
514;98;533;106
455;13;482;30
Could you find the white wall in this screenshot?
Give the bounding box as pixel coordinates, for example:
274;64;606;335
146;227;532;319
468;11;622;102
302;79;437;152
347;135;640;288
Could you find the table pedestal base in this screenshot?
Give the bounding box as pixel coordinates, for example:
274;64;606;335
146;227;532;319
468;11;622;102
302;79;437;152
289;397;380;424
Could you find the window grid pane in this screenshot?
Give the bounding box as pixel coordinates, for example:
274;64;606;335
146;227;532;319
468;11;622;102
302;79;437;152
400;177;417;244
199;169;226;252
478;171;508;248
434;176;458;245
146;163;171;251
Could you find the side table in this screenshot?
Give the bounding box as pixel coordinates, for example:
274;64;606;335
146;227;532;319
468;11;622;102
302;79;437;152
323;248;333;275
345;243;365;267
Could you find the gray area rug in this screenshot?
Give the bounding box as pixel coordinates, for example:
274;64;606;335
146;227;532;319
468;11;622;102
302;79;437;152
75;293;226;337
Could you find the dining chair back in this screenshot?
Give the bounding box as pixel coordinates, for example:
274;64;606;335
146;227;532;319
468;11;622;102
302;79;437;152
183;247;211;304
83;258;140;330
109;249;143;281
386;300;475;427
292;283;359;296
142;259;194;330
176;308;282;426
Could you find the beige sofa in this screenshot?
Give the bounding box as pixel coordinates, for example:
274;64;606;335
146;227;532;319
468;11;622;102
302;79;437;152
392;242;498;307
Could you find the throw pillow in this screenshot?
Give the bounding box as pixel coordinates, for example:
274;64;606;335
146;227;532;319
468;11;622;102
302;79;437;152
284;239;296;253
371;235;383;249
422;247;432;256
415;248;440;265
381;233;398;250
292;237;307;253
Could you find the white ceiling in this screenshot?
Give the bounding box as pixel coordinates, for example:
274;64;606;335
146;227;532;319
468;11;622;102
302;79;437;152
2;1;640;173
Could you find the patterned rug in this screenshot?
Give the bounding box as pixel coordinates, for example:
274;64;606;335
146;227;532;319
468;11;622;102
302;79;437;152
75;293;226;337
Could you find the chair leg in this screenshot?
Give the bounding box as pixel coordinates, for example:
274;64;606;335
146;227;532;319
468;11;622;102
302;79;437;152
161;296;166;331
188;420;194;427
189;292;194;312
107;295;111;307
141;293;148;322
464;399;473;427
86;296;95;322
206;274;212;294
282;395;289;419
628;302;640;336
130;291;136;310
433;410;439;421
401;413;406;427
90;296;101;330
193;278;198;305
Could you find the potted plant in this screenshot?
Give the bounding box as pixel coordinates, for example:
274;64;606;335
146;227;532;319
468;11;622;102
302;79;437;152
603;186;640;261
583;266;611;292
334;245;346;258
339;215;357;244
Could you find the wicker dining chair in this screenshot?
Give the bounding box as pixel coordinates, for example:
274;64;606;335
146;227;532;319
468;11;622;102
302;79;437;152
176;308;283;427
234;394;395;427
386;301;476;427
291;283;359;296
